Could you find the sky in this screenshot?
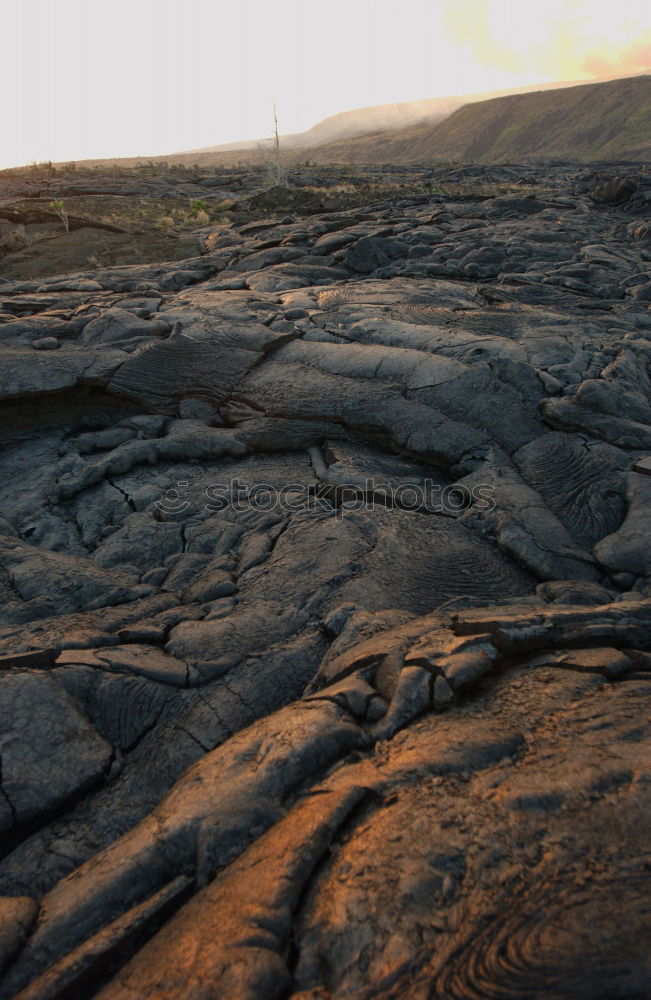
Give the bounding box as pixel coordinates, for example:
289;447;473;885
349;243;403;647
1;0;650;168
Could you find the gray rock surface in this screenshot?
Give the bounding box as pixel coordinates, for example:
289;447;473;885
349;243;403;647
0;161;650;999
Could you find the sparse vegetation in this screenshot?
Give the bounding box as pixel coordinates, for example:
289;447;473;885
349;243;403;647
31;160;56;175
49;198;69;233
187;199;209;218
0;157;546;282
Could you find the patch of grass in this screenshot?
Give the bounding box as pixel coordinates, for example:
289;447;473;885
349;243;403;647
187;199;209;218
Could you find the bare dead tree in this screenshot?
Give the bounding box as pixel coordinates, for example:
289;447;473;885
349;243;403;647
271;100;286;186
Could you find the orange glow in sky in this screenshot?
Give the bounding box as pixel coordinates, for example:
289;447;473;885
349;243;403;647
1;0;649;168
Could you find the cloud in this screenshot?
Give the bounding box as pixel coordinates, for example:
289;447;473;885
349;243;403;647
440;0;651;83
441;0;528;74
582;36;651;78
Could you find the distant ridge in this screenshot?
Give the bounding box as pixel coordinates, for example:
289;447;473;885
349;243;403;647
183;78;627;157
42;73;651;171
303;76;651;164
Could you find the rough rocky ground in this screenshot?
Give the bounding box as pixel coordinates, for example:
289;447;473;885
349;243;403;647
0;162;650;999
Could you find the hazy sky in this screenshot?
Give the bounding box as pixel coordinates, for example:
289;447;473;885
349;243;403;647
2;0;650;168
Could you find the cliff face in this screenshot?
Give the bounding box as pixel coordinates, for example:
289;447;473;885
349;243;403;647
304;75;651;163
182;80;595;157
